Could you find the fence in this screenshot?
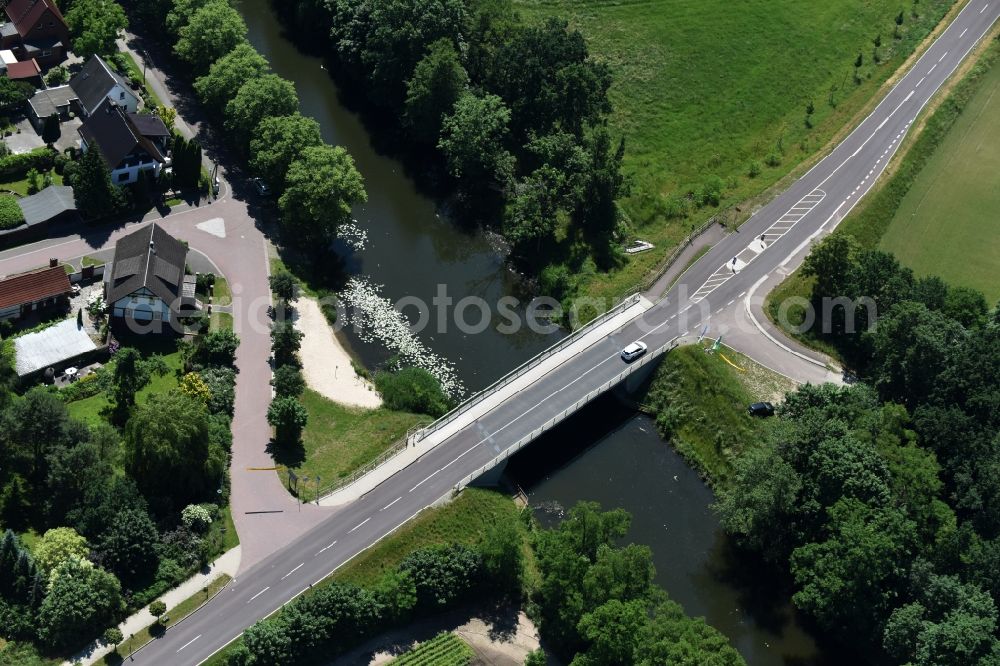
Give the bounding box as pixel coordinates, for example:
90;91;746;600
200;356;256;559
451;337;678;493
315;293;645;503
406;292;643;448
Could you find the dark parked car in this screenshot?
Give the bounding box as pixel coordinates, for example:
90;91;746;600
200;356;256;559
748;401;775;417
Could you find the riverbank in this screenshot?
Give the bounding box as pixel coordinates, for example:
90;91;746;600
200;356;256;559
294;295;381;408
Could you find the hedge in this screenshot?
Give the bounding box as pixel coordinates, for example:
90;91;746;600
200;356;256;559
0;147;56;180
0;194;24;229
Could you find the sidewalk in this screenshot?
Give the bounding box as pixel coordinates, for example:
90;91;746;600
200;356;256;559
65;547;242;666
319;297;654;507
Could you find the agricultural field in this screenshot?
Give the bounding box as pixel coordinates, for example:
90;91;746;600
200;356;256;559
879;56;1000;302
391;632;474;666
513;0;956;298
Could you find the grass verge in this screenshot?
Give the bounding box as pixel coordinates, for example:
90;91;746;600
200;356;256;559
210;311;233;332
81;255;106;267
202;488;529;666
643;342;796;487
118;51;164;109
212;276;231;306
103;574;233;664
274;388;428;500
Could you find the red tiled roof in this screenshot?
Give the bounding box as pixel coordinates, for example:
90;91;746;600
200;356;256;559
5;0;66;38
0;265;71;309
6;58;40;80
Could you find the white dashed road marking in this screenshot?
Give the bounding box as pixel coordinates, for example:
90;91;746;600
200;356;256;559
247;587;269;603
177;635;202;652
281;563;304;580
349;518;371;532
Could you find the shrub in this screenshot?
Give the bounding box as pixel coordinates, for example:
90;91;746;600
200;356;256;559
747;161;762;178
0;195;24;230
181;504;213;533
196;272;215;294
375;367;451;417
149;600;166;619
271;365;304;398
0;147;55;179
764;152;782;167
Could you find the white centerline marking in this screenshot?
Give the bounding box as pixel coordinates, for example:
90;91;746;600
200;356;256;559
409;469;439;492
381;497;402;511
928;64;937;74
939;51;948;62
247;586;269;603
281;563;304;580
316;540;337;555
916;76;925;87
961;27;969;37
349;517;371;532
177;635;202;652
982;4;989;14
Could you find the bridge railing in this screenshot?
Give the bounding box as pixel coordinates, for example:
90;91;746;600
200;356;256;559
408;292;644;447
451;337;678;493
313;423;425;502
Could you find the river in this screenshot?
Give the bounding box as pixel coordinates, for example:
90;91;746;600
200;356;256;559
240;2;824;663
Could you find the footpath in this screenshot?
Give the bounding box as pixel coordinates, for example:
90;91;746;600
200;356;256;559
64;547;241;665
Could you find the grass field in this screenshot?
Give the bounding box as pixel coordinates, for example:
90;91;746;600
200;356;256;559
275;389;428;499
513;0;955;299
643;342;796;487
879;56;1000;302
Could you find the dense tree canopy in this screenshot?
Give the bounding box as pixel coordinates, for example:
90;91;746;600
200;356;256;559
224;74;300;148
439;92;515;188
250;114;323;192
64;0;128;58
67;148;125;220
193;42;271;116
174;0;248;73
37;557;123;650
278;144;366;252
404;39;468;145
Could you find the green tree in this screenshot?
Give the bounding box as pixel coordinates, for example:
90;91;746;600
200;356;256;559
271;365;305;399
33;527;89;576
250;114;323;192
266;396;308;447
635;597;746;666
864;301;964;407
438;92;515;188
37;558;124;650
404;39;468;144
194;328;240;367
578;126;627;265
270;320;303;367
108;348;158;416
400;544;482;610
2;387;76;480
524;649;547;666
480;518;523;597
46;440;115;527
268;270;299;304
791;498;917;644
124;392;222;507
505;166;562;259
103;627;123;648
42;114;61;145
942;285;989;328
165;0;215;38
174;0;248;73
803;233;859;302
97;508;160;585
243;618;293;663
193;42;271;116
149;599;167;620
224;74;299;147
64;0;128;58
715;446;802;563
278;145;367;253
0;78;34;114
575;598;648;665
68;147;125;220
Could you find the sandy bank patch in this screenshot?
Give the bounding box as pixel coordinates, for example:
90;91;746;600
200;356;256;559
294;296;382;408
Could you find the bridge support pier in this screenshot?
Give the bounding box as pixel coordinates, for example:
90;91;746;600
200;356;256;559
613;354;665;408
470;458;508;488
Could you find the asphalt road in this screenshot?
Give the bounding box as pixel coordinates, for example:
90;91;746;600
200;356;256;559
130;3;1000;663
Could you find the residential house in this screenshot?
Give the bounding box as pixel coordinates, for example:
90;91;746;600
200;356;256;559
29;54;142;127
70;55;139;117
4;57;40;83
0;264;71;321
0;0;70;68
78;98;170;185
106;223;197;328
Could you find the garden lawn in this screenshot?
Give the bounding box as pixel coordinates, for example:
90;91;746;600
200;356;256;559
65;344;184;427
513;0;955;300
212;276;231;305
0;169;63;196
644;342;796;487
879;55;1000;303
276;389;428;499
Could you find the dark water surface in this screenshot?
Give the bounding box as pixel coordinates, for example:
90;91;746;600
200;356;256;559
241;3;825;663
506;397;827;666
242;0;559;394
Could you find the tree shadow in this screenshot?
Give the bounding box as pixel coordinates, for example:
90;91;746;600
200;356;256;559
266;437;306;470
